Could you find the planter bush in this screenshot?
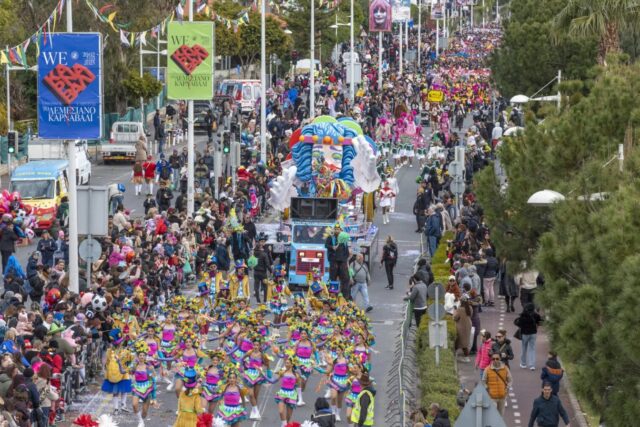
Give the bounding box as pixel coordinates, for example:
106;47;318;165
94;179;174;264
415;232;461;421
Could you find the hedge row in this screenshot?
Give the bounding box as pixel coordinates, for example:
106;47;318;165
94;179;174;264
415;232;461;421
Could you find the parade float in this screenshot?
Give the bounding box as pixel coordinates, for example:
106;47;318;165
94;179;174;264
265;115;382;288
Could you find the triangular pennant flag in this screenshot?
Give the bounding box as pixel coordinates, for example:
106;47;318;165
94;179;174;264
0;50;8;65
34;36;40;57
176;3;184;20
107;11;118;32
8;48;17;64
120;29;130;47
129;31;135;46
139;31;147;46
52;6;58;29
197;1;206;13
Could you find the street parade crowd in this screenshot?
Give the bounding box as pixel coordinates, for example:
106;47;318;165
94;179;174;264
0;17;572;427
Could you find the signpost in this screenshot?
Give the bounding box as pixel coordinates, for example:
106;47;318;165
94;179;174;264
77;186;108;290
454;384;507;427
427;282;446;365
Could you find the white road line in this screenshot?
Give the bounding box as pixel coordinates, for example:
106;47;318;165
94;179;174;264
514;412;521;417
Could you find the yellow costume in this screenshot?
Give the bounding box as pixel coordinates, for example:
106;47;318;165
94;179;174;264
229;273;250;299
114;314;140;340
173;389;202;427
105;348;132;383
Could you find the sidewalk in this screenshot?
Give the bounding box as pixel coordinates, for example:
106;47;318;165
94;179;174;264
457;295;576;426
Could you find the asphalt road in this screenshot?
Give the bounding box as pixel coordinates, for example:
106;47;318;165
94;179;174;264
52;161;421;427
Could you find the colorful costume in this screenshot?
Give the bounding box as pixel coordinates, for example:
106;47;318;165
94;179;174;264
101;348;132;394
131;367;154;402
173;390;202;427
274;373;298;408
216;389;247;425
330;361;350;392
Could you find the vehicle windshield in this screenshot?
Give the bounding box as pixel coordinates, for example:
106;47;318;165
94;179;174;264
11;180;55;199
293;225;326;244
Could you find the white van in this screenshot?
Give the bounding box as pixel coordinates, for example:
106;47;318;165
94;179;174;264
28;138;92;185
215;79;261;114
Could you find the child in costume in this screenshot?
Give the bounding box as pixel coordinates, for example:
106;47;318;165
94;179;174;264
101;329;133;415
326;342;351;422
242;334;270;420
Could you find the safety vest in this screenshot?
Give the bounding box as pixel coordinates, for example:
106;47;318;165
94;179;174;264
350;389;375;425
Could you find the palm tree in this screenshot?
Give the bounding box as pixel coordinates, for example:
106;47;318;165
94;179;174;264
553;0;640;64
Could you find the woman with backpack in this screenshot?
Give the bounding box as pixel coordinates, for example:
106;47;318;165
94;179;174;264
380;236;398;290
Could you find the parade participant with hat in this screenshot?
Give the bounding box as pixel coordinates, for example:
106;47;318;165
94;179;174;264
173;368;203;427
242;334;271;420
101;328;133;415
201;350;225;415
229;260;250;300
130;341;155;427
265;265;292;327
273;354;302;427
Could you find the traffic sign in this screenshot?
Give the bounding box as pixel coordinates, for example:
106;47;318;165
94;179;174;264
450;178;465;196
454;384;507;427
429;321;448;348
427;282;445;300
79;238;102;263
448;161;463;178
428;303;446;321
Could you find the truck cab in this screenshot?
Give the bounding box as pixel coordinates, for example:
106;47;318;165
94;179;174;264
288;221;333;287
101;121;145;163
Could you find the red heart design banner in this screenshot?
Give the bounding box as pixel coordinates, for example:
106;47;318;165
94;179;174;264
43;63;96;106
170;44;209;76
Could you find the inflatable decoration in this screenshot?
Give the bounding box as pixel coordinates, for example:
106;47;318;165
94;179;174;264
270;116;381;211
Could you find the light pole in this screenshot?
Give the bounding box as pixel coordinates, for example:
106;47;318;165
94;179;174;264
310;0;315;118
65;0;80;294
329;18;350;62
187;0;195;216
349;0;355;102
417;0;422;68
156;39;167;108
260;0;267;162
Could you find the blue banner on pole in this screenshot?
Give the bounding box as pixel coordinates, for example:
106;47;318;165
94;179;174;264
37;33;103;139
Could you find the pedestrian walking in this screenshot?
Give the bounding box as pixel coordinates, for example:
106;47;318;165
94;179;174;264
481;248;499;306
540;351;564;396
499;257;518;312
475;330;493;379
252;235;273;304
527;383;570;427
516;264;538;308
134;135;148;162
36;230;56;267
424;207;443;257
380;235;398;289
454;297;473;362
0;214;18;271
482;352;512;415
514;303;543;370
350;254;372;312
491;328;514;368
405;275;428;327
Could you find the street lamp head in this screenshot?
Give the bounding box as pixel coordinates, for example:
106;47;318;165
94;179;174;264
527;189;565;206
284;29;292;34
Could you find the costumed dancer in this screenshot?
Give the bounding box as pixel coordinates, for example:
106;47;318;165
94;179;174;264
378;180;396;225
265;265;291;327
387;168;399;213
142;322;161;406
216;370;247;427
229;260;250;300
273;354;301;427
290;325;316;407
159;315;178;388
201;351;225;415
171;330;207;397
242;334;270;420
130;341;155;427
344;362;365;423
325;342;351;422
101;328;133;415
174;368;204;427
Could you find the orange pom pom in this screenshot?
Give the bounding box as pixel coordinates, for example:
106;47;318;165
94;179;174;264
323;136;332;144
338;136;345;143
312;135;319;142
298;135;305;142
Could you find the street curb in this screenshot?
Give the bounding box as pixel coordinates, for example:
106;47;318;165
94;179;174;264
558;356;591;427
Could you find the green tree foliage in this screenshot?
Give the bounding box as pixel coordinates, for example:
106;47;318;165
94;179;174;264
489;0;597;97
214;2;291;77
553;0;640;64
285;0;365;63
476;61;640;425
122;72;162;105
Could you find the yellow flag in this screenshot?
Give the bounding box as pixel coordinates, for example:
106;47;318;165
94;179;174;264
0;50;7;65
107;12;118;32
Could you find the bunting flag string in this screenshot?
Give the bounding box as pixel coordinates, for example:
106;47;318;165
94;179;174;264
85;0;249;48
0;0;66;67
